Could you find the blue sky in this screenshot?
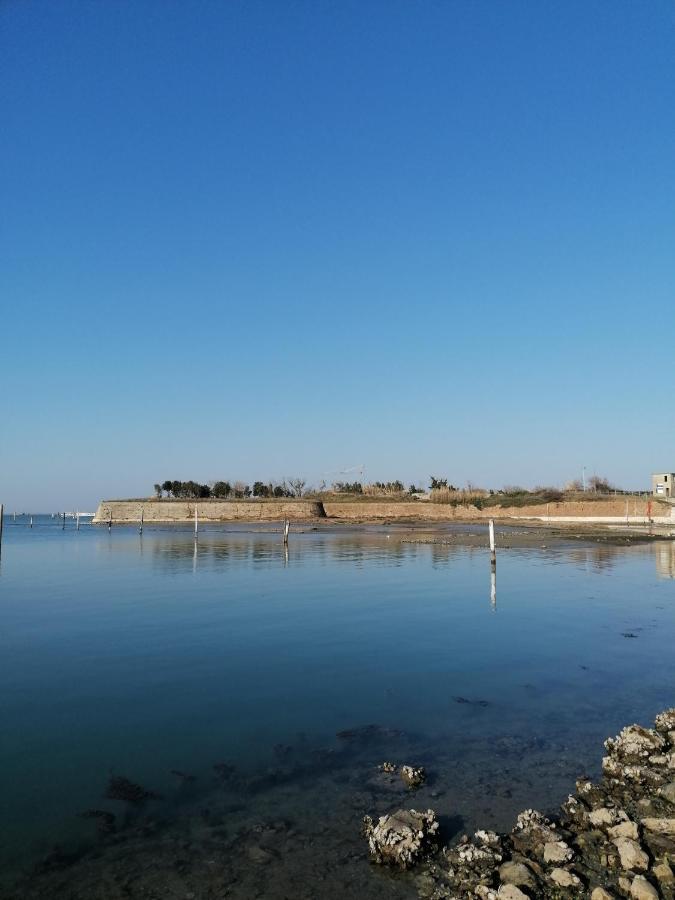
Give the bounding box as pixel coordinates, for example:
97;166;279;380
1;1;674;509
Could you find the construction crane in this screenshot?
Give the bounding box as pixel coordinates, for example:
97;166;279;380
321;463;366;486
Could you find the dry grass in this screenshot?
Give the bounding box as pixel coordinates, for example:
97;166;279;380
430;488;489;505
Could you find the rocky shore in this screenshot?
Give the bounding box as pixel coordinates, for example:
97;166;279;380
365;709;675;899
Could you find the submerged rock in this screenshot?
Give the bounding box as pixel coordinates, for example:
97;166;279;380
104;775;160;806
78;808;116;834
363;807;439;869
400;765;426;790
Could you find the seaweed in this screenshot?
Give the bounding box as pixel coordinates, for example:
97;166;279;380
169;769;197;783
78;808;116;833
105;774;161;806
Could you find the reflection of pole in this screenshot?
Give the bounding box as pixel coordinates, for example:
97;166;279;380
284;544;289;567
490;566;497;610
193;535;197;574
489;519;496;565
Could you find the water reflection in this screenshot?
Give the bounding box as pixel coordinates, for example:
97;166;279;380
87;527;675;581
655;541;675;579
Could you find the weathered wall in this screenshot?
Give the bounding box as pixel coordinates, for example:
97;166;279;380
92;499;326;523
323;499;673;521
93;497;673;524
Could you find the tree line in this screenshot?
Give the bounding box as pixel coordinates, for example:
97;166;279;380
153;474;622;501
153;479;306;500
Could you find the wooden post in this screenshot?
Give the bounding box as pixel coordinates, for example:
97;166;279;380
283;519;290;545
489;518;496;565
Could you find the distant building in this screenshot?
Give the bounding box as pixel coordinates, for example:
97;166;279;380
652;472;675;497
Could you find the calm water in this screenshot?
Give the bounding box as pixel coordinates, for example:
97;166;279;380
1;519;674;896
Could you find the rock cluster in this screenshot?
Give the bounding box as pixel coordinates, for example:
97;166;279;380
362;808;439;868
401;765;427;789
377;760;427;788
366;708;675;898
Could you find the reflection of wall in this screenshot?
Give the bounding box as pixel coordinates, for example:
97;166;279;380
655;542;675;579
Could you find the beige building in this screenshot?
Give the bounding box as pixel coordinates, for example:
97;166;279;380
652;472;675;497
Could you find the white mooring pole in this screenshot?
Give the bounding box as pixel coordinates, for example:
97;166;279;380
76;511;80;531
30;515;33;529
283;519;290;545
489;518;496;566
194;507;199;537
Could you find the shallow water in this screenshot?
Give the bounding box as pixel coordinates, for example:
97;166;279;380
1;520;674;897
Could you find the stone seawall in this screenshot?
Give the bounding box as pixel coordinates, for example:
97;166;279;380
92;499;326;523
323;499;673;522
93;498;672;524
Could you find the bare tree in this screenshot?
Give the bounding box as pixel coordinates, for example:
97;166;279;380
565;479;584;492
588;475;615;493
287;478;306;498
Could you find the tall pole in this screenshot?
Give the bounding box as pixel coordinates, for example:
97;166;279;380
139;508;144;535
283;519;290;545
582;466;586;492
30;515;33;529
194;507;198;537
489;518;496;566
76;511;80;531
62;511;66;530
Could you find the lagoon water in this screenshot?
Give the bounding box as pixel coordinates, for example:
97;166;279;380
1;519;674;897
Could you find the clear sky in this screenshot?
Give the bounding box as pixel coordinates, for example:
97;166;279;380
1;1;674;510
